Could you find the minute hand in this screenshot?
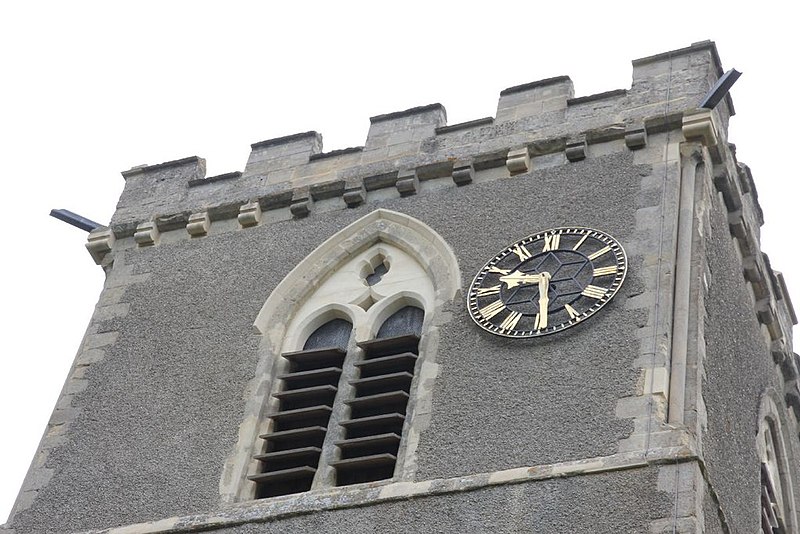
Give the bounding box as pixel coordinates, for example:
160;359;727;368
499;270;541;289
538;272;551;329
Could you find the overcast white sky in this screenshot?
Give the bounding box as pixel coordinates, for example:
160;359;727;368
1;1;798;525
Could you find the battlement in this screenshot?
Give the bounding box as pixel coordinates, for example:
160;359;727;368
88;40;796;372
108;41;732;232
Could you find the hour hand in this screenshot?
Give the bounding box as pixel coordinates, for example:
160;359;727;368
499;270;541;289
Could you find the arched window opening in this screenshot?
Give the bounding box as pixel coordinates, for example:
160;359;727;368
332;307;425;486
303;318;352;351
377;306;424;338
248;319;352;498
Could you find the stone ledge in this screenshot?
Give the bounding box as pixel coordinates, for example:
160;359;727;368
250;131;320;150
567;88;627;106
121;156;203;180
79;445;698;534
435;117;493;135
369;103;446;124
499;75;571;96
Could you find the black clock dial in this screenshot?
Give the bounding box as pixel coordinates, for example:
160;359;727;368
467;227;627;338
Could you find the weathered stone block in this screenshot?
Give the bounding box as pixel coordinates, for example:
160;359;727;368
134;221;159;247
451;160;474;186
238;202;262;228
396;169;419;196
506;147;531;175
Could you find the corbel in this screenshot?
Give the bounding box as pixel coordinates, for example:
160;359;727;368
506;146;531;175
134;221;159;247
186;212;210;237
451;159;475;186
565;137;587;162
682;109;721;163
290;187;313;218
238;201;262;228
624;124;647;150
756;297;782;341
396;169;419;196
343;179;366;208
85;227;115;265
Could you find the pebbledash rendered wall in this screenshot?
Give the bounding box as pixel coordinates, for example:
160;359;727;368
4;41;798;533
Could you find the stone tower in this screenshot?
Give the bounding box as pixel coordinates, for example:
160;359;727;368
4;41;798;533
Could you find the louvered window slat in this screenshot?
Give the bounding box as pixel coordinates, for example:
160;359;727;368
336;331;420;486
251;337;349;498
761;462;787;533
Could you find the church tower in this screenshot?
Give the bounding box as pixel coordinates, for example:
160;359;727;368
4;41;798;533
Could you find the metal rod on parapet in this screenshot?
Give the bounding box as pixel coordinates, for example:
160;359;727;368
699;68;742;110
49;209;102;232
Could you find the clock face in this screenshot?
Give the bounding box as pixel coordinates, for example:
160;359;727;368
467;227;627;338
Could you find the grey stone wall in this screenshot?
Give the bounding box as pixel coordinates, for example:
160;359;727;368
9;151;652;533
702;182;793;530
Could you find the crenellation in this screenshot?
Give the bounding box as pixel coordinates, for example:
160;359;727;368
365;104;446;149
435;116;493;135
100;42;774;318
189;170;241;187
244;131;323;180
567;88;628;107
496;76;573;122
308;146;364;162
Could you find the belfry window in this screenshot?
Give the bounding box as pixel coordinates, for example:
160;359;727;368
223;209;461;503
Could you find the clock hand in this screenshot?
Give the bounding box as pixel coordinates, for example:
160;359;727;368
498;270;541;289
538;272;551;329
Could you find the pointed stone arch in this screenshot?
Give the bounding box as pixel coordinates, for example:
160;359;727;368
220;209;461;502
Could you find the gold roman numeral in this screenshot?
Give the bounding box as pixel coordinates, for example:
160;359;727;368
588;245;611;260
511;244;532;261
499;311;522;331
592;266;617;277
476;285;501;297
479;299;506;320
489;266;510;275
565;303;579;319
581;285;607;299
572;233;589;251
542;233;561;251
